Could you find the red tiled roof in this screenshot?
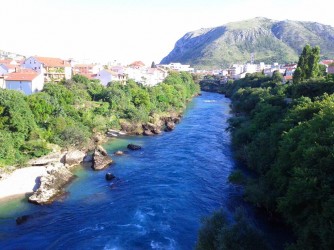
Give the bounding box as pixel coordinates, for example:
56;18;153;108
74;64;94;68
284;75;293;80
129;61;145;67
320;60;334;65
5;70;39;81
0;63;19;70
283;63;297;67
34;56;71;67
0;59;13;64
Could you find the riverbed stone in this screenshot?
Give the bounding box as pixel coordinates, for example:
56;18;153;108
105;173;115;181
127;144;142;150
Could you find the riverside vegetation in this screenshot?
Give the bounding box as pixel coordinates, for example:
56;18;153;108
197;45;334;249
0;71;200;168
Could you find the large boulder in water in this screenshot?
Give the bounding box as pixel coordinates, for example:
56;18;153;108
92;146;113;170
127;144;142;150
28;162;74;205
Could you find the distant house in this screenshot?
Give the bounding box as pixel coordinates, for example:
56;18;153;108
328;64;334;74
129;61;146;69
95;69;126;86
4;69;44;95
159;62;194;72
0;59;18;66
283;75;293;82
0;64;20;74
320;60;334;66
110;66;125;74
73;63;103;75
144;68;168;86
22;56;72;82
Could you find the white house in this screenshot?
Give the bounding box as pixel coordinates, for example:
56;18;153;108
95;69;125;86
244;63;258;74
228;64;244;78
73;63;103;75
22;56;72;82
125;67;146;83
4;69;44;95
159;62;194;72
144;68;168;86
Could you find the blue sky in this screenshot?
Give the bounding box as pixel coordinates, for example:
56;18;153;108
0;0;332;65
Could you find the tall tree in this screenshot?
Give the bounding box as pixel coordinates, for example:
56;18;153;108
151;61;157;68
293;45;321;83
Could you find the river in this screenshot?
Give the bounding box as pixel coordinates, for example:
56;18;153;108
0;92;287;249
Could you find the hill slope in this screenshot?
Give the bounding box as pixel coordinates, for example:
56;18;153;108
161;17;334;68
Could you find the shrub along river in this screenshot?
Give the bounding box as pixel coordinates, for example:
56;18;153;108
0;92;288;249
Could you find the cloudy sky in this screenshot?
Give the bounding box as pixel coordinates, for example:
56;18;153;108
0;0;332;65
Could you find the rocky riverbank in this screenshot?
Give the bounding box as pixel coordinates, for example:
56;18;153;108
117;112;182;136
0;109;189;205
0;145;112;205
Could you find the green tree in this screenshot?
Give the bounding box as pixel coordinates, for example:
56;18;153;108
151;61;157;68
272;70;283;83
293;45;321;83
197;209;270;250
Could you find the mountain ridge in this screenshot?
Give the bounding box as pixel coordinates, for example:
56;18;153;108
161;17;334;68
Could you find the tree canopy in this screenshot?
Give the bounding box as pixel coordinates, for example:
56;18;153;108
293;45;321;83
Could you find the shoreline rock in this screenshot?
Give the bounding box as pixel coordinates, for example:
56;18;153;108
28;162;75;205
64;150;86;167
92;146;113;170
119;112;183;136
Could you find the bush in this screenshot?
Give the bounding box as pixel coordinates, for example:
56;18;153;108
228;170;246;185
197;209;270;250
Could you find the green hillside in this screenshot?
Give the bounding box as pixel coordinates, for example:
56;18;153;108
161;17;334;68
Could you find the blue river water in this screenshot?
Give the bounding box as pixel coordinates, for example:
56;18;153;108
0;92;287;249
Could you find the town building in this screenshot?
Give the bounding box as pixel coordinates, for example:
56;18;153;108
73;63;103;75
158;62;194;72
94;69;126;86
22;56;72;82
4;69;44;95
328;64;334;74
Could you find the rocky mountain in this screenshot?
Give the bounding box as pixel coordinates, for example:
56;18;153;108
161;17;334;68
